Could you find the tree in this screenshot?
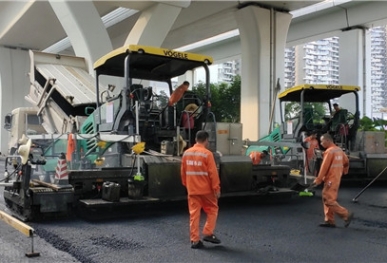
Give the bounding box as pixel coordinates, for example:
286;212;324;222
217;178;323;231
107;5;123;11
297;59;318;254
192;75;241;122
156;90;169;108
284;102;301;120
285;101;326;123
222;75;241;122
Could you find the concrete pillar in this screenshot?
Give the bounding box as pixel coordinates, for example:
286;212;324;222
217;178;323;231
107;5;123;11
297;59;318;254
49;0;113;74
0;47;30;154
125;1;190;47
339;28;370;117
235;5;292;140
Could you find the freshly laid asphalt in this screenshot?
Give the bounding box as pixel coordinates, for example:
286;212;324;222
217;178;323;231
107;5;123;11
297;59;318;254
2;186;387;262
0;156;80;263
2;159;387;262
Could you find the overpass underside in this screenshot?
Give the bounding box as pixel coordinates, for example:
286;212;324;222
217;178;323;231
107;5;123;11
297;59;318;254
0;1;385;153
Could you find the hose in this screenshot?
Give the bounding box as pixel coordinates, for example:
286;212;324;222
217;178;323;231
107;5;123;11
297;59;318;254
0;162;21;182
352;165;387;202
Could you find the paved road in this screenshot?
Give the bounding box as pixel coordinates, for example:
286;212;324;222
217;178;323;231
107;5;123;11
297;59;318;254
2;160;387;262
0;183;81;262
3;188;387;263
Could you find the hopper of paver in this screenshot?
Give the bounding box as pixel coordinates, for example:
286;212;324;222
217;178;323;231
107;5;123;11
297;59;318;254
26;50;98;133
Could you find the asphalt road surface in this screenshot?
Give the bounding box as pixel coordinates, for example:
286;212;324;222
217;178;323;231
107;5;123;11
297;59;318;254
2;162;387;262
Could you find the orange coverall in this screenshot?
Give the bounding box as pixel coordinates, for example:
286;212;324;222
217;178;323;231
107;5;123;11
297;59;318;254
168;82;189;106
304;136;319;174
181;143;220;242
314;145;350;224
249;151;265;165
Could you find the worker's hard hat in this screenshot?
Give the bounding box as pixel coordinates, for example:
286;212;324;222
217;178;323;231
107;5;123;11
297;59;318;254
18;139;32;164
18;134;28;145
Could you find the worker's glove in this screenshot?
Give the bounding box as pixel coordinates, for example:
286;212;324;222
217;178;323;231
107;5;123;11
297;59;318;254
309;182;318;188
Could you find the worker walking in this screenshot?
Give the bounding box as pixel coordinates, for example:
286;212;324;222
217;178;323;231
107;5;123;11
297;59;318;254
311;133;354;228
181;130;221;249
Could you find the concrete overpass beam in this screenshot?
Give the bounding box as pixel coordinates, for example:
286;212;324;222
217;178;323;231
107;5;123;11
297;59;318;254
235;5;291;140
288;1;387;47
0;2;34;42
125;1;190;47
48;0;112;74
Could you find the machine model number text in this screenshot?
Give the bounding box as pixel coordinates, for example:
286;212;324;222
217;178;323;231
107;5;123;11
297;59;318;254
163;50;188;59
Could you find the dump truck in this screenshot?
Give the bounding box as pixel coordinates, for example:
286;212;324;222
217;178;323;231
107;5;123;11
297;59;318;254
246;84;387;183
4;107;45;155
2;45;295;221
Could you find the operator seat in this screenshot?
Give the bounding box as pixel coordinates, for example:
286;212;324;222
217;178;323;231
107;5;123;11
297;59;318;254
330;109;349;149
331;109;348;135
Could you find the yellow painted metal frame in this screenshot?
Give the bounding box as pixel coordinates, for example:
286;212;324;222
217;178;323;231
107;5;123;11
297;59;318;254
279;84;360;100
0;210;34;237
94;44;213;70
278;84;360;102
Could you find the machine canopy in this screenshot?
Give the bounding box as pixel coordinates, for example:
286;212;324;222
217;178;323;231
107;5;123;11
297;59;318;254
93;45;213;81
278;84;360;102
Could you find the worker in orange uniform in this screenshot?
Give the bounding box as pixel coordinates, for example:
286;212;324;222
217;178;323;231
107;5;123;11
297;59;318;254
181;130;221;249
304;130;319;175
249;150;268;165
168;81;189;106
310;133;354;228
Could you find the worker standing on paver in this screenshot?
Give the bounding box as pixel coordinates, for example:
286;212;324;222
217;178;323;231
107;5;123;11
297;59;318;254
168;81;190;106
304;130;319;175
311;133;354;228
181;130;221;249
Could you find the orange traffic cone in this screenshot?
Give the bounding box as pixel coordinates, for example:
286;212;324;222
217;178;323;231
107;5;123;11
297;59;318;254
55;153;69;185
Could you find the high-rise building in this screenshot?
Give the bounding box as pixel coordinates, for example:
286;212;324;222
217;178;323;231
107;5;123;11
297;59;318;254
370;26;387;118
195;59;240;84
217;59;241;83
284;46;295;88
284;37;340;88
285;30;387;119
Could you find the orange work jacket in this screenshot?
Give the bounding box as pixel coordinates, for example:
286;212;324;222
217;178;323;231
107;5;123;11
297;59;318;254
314;145;349;186
304;136;319;160
168;82;189;106
181;143;220;196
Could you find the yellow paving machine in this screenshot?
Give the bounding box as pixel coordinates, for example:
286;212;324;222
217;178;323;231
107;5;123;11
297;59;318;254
2;45;295;221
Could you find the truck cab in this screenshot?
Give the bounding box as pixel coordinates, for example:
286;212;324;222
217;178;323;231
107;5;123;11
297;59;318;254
4;107;45;155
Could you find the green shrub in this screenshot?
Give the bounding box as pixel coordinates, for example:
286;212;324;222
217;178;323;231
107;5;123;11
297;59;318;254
358;116;387;147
